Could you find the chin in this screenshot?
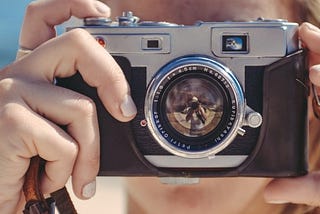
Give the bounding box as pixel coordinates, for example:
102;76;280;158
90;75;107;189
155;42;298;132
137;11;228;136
125;177;270;214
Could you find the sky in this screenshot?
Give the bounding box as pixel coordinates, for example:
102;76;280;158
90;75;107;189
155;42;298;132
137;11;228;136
0;0;65;68
0;0;33;67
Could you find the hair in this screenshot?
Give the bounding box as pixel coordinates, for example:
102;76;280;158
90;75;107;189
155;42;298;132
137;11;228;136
300;0;320;26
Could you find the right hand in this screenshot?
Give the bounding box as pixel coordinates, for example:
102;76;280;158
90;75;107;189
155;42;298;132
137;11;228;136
0;0;137;213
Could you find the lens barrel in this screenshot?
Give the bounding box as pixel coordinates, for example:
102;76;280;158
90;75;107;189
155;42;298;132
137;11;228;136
145;56;245;158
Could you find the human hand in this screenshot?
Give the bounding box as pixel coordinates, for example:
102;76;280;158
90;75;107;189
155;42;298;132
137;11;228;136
264;22;320;206
0;0;137;213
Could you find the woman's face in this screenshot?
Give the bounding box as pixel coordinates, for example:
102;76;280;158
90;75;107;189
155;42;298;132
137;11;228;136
126;177;272;214
103;0;300;213
107;0;301;24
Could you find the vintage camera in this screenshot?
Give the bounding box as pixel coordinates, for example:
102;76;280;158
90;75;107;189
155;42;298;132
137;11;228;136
57;12;309;178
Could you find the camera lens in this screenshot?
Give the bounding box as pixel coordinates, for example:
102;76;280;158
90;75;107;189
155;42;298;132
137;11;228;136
145;56;244;158
163;75;224;138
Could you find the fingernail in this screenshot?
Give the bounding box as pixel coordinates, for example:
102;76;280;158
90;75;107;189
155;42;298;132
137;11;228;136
82;180;96;199
94;1;110;14
267;200;289;204
305;22;320;32
311;64;320;72
120;95;137;118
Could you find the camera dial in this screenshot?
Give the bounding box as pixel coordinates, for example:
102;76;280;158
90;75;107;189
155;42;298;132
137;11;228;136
84;17;112;26
84;11;179;27
145;56;250;158
117;11;140;26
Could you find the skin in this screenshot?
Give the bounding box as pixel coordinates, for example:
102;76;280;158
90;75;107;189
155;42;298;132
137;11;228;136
107;0;302;24
125;177;273;214
1;0;320;213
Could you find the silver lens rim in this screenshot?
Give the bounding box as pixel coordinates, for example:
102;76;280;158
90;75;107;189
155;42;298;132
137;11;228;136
145;56;245;159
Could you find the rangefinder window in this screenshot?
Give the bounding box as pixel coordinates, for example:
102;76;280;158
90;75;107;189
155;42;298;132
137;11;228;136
222;35;248;53
148;40;160;48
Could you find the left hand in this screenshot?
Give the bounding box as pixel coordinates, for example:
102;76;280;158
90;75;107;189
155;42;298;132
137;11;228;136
264;22;320;206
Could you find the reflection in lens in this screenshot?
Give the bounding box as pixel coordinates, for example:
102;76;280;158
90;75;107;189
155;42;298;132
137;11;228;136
165;77;224;137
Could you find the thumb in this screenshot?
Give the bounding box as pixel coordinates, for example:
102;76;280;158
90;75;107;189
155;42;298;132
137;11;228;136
264;173;320;206
15;28;137;122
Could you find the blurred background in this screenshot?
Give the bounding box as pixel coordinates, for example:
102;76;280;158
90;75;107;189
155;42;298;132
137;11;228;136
0;0;65;67
0;1;127;213
0;0;32;67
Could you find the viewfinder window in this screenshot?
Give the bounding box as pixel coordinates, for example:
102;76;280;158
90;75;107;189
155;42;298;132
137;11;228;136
222;35;248;53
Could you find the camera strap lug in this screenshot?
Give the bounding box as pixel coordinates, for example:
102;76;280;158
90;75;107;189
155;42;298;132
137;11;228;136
237;128;246;136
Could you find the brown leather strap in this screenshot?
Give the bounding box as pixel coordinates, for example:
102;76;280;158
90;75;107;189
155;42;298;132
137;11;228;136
23;156;77;214
23;156;54;214
51;187;77;214
23;157;44;203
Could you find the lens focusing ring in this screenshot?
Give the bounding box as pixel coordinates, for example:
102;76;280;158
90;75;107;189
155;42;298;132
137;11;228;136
145;56;245;158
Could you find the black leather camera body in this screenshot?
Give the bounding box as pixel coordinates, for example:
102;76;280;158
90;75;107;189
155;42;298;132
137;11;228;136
57;12;309;178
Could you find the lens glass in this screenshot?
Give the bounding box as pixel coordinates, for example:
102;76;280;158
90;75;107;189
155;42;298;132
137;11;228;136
164;75;224;138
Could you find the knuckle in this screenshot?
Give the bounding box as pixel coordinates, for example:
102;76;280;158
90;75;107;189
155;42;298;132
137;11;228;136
299;22;309;34
105;63;127;90
70;141;80;157
88;154;100;167
62;136;79;154
72;94;97;118
0;68;25;97
65;141;79;164
110;65;125;83
0;78;26;130
66;28;94;49
0;104;27;132
25;1;41;18
86;153;100;171
299;22;308;29
0;78;15;96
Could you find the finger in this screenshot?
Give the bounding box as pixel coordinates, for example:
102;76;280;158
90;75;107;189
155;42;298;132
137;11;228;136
0;101;78;195
20;0;111;49
299;23;320;86
14;29;137;122
17;80;100;199
299;22;320;54
264;173;320;206
0;156;25;213
310;64;320;86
